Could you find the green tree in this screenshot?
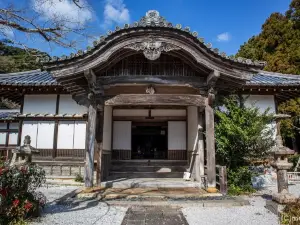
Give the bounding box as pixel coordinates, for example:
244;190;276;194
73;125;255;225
215;96;275;169
236;0;300;75
278;97;300;139
0;41;48;73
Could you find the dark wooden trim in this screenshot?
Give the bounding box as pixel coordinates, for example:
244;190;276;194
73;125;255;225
112;149;131;160
20;95;24;114
17;120;23;146
18;117;87;121
56;95;60;114
53;121;58;159
5;123;9;147
168;150;187;160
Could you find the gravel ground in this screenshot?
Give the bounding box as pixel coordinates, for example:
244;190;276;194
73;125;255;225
182;197;278;225
30;185;128;225
30;184;300;225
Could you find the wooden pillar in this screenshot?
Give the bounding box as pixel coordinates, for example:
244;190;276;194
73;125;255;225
205;96;217;192
96;108;104;186
84;101;97;187
197;108;205;178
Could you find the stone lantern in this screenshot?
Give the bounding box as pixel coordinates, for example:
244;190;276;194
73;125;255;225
9;135;40;166
271;114;297;204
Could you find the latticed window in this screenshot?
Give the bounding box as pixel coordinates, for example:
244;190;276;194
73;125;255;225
100;54;197;77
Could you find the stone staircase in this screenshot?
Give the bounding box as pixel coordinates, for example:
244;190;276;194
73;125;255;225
109;160;188;179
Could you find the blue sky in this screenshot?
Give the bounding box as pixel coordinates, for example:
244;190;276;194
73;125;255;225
0;0;291;57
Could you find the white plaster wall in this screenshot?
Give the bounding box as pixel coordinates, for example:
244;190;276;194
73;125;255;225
245;95;276;114
0;132;6;144
22;121;38;148
168;121;186;150
245;95;277;139
187;106;198;152
9;123;19;129
59;95;87;114
36;122;54;149
23;95;57;114
8;133;18;145
151;109;186;117
103;106;112;150
113;121;131;150
73;121;86;149
113;109;148;117
0;124;6;129
57;121;74;149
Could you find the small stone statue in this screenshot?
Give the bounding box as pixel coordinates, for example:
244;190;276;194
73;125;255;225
9;135;40;166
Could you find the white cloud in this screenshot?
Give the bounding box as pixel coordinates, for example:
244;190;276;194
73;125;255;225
103;0;130;27
31;0;93;28
217;32;231;42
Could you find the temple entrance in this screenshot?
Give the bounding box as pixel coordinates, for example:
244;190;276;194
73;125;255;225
131;123;168;159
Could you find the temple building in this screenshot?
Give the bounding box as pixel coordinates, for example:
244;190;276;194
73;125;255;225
1;10;300;190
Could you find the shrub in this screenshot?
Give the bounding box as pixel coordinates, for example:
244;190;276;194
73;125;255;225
288;155;300;171
74;173;84;183
227;167;256;195
281;200;300;225
0;163;46;225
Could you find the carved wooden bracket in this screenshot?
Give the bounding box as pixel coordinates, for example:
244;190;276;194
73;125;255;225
125;38;180;60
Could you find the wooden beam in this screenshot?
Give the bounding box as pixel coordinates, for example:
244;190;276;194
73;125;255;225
105;94;206;106
207;70;220;87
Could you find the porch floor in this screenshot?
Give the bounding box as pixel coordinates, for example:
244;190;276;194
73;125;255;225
101;177;201;188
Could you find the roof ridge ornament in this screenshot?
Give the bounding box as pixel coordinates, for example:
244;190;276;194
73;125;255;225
139;10;169;27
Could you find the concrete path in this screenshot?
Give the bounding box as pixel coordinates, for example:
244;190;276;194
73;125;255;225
29;185;286;225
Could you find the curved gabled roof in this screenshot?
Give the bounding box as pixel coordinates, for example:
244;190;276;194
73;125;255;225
0;70;58;86
0;69;299;87
40;10;266;71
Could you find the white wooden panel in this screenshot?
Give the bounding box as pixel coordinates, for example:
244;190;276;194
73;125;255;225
113;121;131;150
8;133;18;145
73;121;86;149
23;95;56;114
9;123;19;129
59;95;87;114
0;123;7;129
168;121;186;150
151;109;186;117
37;122;55;149
187;106;198;151
0;132;6;144
22;121;38;148
113;109;148;117
103;106;112;150
57;121;74;149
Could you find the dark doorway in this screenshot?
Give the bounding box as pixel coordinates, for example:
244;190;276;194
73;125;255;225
132;124;167;159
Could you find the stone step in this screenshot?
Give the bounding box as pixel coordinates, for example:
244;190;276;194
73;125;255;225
111;160;188;167
110;171;183;179
111;165;188;173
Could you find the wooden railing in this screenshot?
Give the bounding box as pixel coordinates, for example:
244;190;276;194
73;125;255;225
0;147;85;162
216;165;228;195
287;172;300;184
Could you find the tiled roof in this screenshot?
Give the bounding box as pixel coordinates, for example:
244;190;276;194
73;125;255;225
0;70;58;86
0;112;19;120
0;70;300;87
246;71;300;87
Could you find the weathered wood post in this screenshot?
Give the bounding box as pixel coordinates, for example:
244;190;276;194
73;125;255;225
205;70;219;193
84;94;97;187
196;108;205;184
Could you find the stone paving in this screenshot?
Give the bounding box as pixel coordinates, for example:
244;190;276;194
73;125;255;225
121;206;188;225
